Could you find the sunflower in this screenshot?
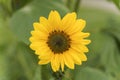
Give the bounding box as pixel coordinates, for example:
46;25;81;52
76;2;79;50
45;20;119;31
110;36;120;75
29;10;91;72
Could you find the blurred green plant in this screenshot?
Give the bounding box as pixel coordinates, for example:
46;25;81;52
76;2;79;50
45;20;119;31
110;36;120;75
112;0;120;9
0;0;120;80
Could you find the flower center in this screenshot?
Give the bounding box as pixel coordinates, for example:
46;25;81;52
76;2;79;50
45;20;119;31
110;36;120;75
47;30;71;53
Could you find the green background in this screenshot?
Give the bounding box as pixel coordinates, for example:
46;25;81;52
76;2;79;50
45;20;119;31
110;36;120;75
0;0;120;80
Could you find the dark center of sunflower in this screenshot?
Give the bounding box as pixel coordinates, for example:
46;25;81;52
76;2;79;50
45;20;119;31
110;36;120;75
47;30;71;54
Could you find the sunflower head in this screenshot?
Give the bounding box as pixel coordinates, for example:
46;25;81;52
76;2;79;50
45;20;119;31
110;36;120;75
29;10;91;72
47;30;71;53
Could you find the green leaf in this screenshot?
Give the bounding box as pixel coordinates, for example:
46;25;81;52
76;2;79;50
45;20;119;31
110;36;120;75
100;17;120;80
3;42;38;80
74;67;109;80
10;0;69;44
112;0;120;9
16;42;38;80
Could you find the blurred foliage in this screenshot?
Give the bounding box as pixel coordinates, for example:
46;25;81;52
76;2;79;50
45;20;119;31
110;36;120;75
112;0;120;9
12;0;33;12
108;0;120;9
0;0;120;80
0;0;12;16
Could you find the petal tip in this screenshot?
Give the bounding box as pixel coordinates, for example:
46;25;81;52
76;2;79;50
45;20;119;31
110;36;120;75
33;22;39;26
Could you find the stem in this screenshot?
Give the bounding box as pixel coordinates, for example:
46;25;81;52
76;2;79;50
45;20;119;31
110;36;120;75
74;0;81;12
53;71;64;80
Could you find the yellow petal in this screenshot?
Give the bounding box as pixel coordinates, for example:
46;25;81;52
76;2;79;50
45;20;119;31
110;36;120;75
71;32;90;39
30;41;46;50
78;53;87;61
81;33;90;38
71;44;89;53
29;37;46;42
69;49;82;65
38;59;50;64
39;17;48;27
70;32;90;45
48;10;61;30
39;51;53;60
51;55;57;72
66;19;86;35
64;52;74;69
71;39;91;45
29;37;36;42
30;31;48;41
81;40;91;45
50;54;60;72
39;17;53;32
35;45;51;55
62;12;76;32
80;45;89;52
55;54;60;71
33;22;49;33
60;54;65;71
